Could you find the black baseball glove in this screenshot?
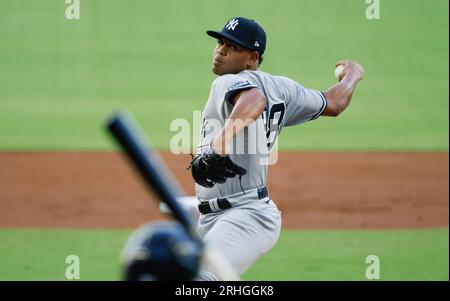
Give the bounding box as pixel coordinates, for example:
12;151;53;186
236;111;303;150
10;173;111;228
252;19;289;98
189;148;247;188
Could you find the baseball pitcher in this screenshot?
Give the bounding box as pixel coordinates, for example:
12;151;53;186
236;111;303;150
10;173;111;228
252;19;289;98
190;17;364;280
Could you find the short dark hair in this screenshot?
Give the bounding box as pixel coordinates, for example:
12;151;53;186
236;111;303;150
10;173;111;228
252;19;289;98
259;56;264;65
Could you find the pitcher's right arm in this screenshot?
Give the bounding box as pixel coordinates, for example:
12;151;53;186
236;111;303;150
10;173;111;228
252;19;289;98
322;60;364;117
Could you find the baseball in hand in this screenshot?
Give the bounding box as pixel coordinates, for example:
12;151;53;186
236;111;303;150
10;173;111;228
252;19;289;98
335;64;345;80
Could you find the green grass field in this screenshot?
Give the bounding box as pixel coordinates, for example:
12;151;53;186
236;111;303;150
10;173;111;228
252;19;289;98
0;0;448;151
0;228;447;280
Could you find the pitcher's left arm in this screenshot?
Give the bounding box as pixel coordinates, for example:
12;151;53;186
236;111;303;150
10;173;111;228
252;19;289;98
212;88;267;155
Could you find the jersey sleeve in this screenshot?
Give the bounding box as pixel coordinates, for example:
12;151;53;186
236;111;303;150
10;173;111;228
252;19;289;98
280;77;328;126
211;74;259;106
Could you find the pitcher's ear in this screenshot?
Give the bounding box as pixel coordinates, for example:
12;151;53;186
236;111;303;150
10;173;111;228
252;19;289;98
247;51;260;68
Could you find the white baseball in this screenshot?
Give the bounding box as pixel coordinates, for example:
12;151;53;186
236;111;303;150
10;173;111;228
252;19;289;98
335;64;345;80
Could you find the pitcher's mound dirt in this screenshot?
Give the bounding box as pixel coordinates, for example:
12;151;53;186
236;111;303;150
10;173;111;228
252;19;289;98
0;152;448;229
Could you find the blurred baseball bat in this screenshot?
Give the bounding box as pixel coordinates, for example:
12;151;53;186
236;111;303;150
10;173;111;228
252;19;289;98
106;110;239;281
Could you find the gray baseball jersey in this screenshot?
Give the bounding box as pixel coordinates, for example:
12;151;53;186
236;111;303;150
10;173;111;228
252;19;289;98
195;69;327;201
195;69;327;280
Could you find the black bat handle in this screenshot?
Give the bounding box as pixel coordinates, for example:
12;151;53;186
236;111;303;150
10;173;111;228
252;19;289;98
107;112;198;240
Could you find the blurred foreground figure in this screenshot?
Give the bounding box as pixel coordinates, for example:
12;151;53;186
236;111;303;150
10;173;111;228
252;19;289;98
121;221;202;281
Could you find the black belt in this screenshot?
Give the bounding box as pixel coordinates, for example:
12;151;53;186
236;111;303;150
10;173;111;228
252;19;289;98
198;186;268;214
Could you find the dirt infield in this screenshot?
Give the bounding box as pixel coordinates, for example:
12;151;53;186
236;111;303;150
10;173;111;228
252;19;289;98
0;152;448;229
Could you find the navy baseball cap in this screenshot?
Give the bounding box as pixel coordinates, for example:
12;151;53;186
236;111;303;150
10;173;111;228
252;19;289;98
207;17;266;57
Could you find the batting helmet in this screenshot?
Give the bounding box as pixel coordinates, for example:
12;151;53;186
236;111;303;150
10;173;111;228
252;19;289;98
121;221;203;281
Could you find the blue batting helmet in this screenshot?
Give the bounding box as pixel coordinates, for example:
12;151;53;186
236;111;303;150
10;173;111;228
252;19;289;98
121;221;203;281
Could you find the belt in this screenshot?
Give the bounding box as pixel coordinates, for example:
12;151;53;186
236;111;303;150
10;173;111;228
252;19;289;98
198;186;268;215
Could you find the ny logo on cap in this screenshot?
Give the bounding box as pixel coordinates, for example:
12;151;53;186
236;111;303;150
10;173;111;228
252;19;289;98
254;41;260;47
225;19;239;31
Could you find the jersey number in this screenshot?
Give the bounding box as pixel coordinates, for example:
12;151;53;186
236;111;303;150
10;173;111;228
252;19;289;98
264;103;285;149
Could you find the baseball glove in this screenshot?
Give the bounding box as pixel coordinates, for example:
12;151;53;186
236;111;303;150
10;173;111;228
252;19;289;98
189;148;247;188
